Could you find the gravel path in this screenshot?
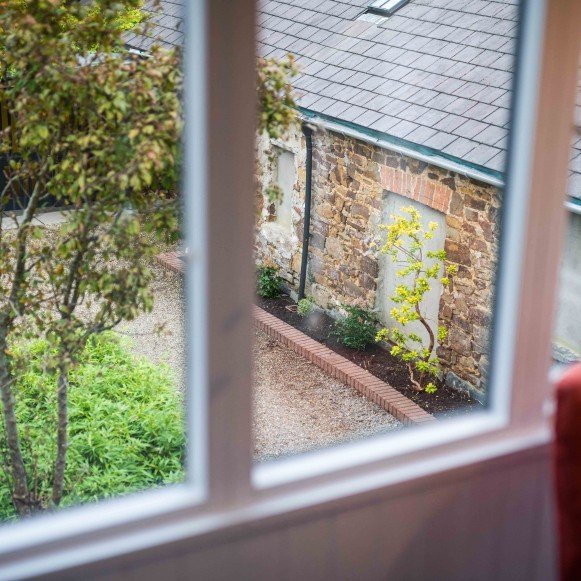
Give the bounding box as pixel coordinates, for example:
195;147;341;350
119;260;402;461
117;261;186;390
252;329;402;461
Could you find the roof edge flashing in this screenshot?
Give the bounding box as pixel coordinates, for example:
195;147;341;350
299;108;505;189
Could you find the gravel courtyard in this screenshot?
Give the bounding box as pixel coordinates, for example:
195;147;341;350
119;259;402;462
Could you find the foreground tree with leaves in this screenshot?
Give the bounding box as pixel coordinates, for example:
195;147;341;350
0;0;181;516
257;54;298;140
376;206;457;393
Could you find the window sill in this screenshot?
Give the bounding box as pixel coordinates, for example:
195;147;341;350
253;410;511;491
0;420;551;580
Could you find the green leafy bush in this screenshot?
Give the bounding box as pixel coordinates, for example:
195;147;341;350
297;298;314;317
332;306;377;350
257;265;282;298
265;183;284;204
0;333;185;521
257;54;298;139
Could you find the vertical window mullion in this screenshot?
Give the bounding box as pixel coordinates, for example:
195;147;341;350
184;0;257;506
491;0;581;426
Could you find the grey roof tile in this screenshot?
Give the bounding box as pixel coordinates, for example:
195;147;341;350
297;92;320;108
445;137;479;158
326;101;349;117
453;118;492;140
414;109;449;128
381;99;414;116
348;90;380;107
430;93;460;110
370;116;402;133
441;98;478;116
486;151;507;172
359;76;388;92
389;119;420;139
334;86;361;102
406;126;439;143
366;95;395;111
463;102;499;121
470;86;507;105
423;131;458;151
463;143;502;165
341;105;369;123
357;109;384;127
310;96;336;112
405;88;441;106
400;103;431;122
329;68;357;84
569;172;581;200
389;84;421;101
484;107;511;127
476;124;508;147
434;113;468;133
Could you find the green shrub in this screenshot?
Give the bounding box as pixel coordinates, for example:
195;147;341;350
297;298;315;317
0;333;185;521
257;265;282;298
332;306;377;350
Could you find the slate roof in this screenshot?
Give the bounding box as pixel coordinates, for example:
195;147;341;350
125;0;580;202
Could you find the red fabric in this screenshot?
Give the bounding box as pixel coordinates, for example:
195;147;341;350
555;363;581;581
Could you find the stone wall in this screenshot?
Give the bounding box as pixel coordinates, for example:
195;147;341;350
255;126;500;399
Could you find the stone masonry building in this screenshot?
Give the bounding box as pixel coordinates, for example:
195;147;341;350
255;123;499;400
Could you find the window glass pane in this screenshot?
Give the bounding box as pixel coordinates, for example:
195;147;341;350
0;1;187;522
253;0;520;462
552;61;581;365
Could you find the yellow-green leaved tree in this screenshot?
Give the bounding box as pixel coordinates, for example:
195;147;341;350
376;206;457;393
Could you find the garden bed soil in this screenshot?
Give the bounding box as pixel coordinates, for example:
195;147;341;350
257;293;483;418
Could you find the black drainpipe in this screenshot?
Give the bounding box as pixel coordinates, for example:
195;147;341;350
298;123;314;300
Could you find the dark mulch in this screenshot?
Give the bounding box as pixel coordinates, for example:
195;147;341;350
257;293;484;419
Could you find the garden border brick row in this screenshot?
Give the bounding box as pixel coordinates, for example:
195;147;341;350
157;251;436;426
157;252;185;275
252;306;435;426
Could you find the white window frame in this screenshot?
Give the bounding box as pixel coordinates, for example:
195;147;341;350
0;0;579;577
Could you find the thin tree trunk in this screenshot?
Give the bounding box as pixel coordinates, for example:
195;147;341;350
407;362;422;392
0;329;32;516
414;303;436;391
415;303;435;357
0;166;48;515
52;366;69;507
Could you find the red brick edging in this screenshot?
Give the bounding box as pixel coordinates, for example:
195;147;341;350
253;306;435;426
157;252;185;275
157;252;436;426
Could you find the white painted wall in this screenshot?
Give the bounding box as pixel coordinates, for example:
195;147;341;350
377;192;447;349
254;127;304;279
274;146;296;230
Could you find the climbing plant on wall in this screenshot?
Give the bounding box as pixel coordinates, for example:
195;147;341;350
376;206;457;393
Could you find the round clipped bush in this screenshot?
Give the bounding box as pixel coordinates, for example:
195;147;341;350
0;333;185;521
257;265;282;298
332;306;377;350
297;297;315;317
